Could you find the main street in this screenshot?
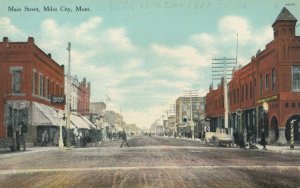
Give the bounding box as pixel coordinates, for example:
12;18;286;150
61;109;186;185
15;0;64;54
0;136;299;188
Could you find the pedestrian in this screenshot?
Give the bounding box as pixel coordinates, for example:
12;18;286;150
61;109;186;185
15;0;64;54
120;130;129;148
53;129;59;146
260;131;267;150
41;130;48;147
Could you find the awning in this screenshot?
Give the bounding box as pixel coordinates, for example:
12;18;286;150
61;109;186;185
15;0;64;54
177;123;189;128
70;114;90;129
81;116;97;129
31;102;65;127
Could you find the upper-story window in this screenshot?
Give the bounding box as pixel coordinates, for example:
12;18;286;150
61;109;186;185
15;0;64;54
47;78;50;99
241;85;244;102
45;78;49;99
250;81;253;99
260;74;263;96
39;74;44;97
11;68;23;94
246;84;248;100
272;68;276;90
292;66;300;91
33;70;37;95
265;74;269;90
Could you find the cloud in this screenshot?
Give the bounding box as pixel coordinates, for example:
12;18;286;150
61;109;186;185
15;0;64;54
218;15;251;44
160;66;199;80
151;44;209;67
191;33;215;46
126;58;142;69
0;17;24;39
103;28;135;52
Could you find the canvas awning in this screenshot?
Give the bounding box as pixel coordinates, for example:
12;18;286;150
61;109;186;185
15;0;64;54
81;116;97;129
70;114;90;129
31;102;65;127
177;123;189;128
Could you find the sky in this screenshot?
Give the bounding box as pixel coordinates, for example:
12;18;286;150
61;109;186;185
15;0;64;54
1;0;300;129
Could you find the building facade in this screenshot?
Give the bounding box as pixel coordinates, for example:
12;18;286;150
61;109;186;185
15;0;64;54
0;37;65;147
175;96;201;137
77;77;90;115
205;7;300;144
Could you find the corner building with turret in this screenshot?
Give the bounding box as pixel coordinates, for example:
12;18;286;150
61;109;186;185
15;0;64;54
205;7;300;144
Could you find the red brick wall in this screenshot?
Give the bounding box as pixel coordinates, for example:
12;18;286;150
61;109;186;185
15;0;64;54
0;37;64;138
205;13;300;129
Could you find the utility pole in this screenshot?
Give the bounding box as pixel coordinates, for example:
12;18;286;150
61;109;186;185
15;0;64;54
120;108;124;131
183;90;198;140
212;57;236;131
66;42;71;147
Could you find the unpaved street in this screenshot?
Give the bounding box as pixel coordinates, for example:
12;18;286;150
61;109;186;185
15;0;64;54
0;136;299;188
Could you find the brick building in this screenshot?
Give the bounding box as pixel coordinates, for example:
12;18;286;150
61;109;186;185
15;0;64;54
77;77;90;115
205;7;300;144
176;96;202;138
0;37;65;147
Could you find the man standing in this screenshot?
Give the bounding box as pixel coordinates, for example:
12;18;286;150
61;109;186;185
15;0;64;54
260;131;267;150
120;130;129;148
41;130;48;147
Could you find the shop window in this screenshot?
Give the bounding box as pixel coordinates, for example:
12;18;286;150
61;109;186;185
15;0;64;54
292;66;300;91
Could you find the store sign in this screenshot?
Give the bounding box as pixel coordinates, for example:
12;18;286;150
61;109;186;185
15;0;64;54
51;95;65;105
257;94;279;104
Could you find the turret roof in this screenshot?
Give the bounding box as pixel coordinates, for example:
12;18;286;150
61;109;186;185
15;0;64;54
273;7;297;25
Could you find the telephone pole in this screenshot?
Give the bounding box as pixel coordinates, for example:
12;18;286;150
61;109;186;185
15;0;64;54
212;57;237;131
66;42;71;147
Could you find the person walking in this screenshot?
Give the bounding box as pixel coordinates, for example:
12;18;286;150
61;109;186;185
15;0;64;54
120;130;129;148
260;131;267;150
53;129;59;146
41;130;48;147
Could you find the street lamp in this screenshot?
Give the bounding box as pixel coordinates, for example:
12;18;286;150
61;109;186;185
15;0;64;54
262;102;269;135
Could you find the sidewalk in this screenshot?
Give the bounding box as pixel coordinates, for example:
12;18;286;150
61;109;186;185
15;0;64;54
0;146;60;159
172;136;300;154
255;144;300;154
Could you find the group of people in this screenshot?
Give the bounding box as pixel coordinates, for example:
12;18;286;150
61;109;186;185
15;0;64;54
41;129;61;147
233;130;267;150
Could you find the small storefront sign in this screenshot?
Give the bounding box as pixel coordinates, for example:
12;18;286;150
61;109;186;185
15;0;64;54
50;95;66;105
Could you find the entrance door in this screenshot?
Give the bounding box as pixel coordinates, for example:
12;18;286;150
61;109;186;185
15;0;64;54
270;117;279;142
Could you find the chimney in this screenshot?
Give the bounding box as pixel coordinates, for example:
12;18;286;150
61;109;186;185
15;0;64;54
3;37;8;43
48;53;52;58
28;37;34;44
3;37;9;48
